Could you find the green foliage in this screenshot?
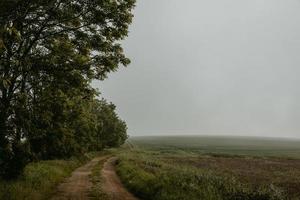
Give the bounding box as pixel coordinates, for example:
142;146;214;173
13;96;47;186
92;99;128;149
0;0;135;178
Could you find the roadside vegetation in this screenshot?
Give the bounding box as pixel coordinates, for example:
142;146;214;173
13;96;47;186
0;152;100;200
115;137;300;200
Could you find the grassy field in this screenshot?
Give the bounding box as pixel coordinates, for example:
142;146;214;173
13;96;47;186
116;136;300;200
129;136;300;158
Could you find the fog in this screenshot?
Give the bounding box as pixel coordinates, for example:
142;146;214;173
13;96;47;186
94;0;300;138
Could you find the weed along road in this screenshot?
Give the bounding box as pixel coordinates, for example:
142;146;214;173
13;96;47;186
51;156;138;200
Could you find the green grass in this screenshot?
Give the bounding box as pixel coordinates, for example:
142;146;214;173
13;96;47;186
114;136;300;200
89;155;110;200
0;152;101;200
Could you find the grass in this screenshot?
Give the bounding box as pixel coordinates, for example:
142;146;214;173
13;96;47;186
89;154;110;200
115;136;300;200
0;152;101;200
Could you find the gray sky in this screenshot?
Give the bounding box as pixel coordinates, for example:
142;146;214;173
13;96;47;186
94;0;300;138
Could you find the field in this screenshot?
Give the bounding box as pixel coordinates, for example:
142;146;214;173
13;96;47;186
115;136;300;200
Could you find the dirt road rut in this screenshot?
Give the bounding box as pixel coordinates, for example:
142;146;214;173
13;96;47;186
102;157;139;200
51;156;138;200
51;157;105;200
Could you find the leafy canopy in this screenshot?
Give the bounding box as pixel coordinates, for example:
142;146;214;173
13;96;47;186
0;0;135;179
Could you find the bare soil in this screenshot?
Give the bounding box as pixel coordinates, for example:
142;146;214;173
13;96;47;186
102;157;139;200
51;156;106;200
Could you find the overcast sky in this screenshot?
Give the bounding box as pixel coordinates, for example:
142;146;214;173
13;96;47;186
94;0;300;138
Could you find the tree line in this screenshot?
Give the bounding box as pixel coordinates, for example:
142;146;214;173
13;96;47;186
0;0;135;179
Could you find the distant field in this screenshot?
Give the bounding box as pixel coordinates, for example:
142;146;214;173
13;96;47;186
115;136;300;200
128;135;300;158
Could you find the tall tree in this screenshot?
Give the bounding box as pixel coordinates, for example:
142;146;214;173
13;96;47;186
0;0;135;178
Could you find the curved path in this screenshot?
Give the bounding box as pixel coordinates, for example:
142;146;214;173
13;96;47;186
51;156;139;200
101;157;139;200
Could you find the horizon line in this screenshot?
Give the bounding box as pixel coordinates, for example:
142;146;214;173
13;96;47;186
128;134;300;140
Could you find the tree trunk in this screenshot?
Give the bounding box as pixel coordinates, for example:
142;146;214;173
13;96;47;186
0;102;9;150
0;105;11;177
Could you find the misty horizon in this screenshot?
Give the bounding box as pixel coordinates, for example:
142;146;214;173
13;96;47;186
94;0;300;138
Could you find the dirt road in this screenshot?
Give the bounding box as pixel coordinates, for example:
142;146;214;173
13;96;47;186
51;156;106;200
102;157;139;200
51;156;138;200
